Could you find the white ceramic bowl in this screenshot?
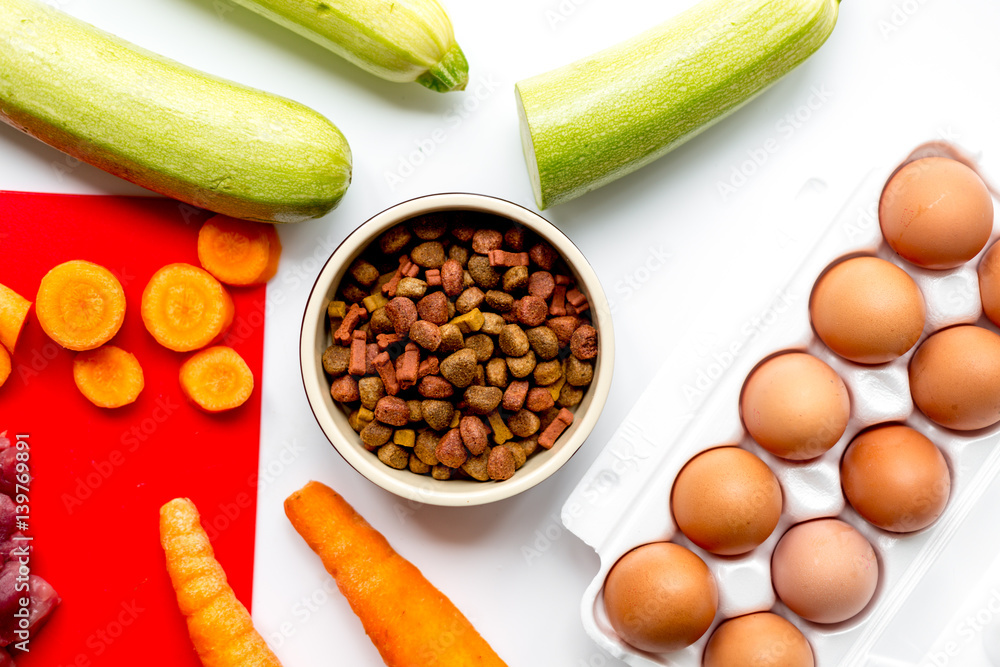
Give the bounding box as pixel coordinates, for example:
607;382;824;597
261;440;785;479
300;193;614;506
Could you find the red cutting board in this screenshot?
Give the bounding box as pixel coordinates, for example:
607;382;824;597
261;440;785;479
0;192;264;667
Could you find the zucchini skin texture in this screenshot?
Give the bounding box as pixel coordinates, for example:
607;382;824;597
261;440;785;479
516;0;840;209
227;0;469;92
0;0;352;223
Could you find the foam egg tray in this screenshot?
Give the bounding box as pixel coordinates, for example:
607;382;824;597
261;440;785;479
563;147;1000;666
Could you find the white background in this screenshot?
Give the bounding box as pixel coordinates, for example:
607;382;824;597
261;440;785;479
2;0;999;665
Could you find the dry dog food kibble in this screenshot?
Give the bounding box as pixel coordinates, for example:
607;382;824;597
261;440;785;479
321;213;599;481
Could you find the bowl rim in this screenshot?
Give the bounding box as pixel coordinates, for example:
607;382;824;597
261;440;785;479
299;192;615;506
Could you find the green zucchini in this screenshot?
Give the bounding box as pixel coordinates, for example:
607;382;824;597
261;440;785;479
227;0;468;93
0;0;351;223
516;0;840;209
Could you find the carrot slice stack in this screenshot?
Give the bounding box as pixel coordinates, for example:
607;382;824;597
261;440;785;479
35;260;125;351
160;498;283;667
142;263;234;352
284;481;509;667
0;283;31;354
179;346;253;412
197;215;282;286
73;345;144;408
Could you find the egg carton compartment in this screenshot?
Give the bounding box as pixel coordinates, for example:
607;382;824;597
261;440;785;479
563;148;1000;667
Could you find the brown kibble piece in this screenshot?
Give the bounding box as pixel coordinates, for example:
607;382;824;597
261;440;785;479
502;380;529;411
322;345;350;376
516;295;548;327
519;437;539;458
473;364;486;386
360;421;393;450
460;416;490;456
417;291;449;325
395;277;427;299
547;316;582;345
373;351;400;395
571;324;598;360
349;259;380;287
464;334;495;362
456;286;485;314
528;271;555;299
435;429;468;468
529;242;557;270
499;324;530;357
365;343;379;375
385;297;418;335
330;375;360;403
409;454;431;474
448;245;470;266
558;383;585;408
481;312;504;335
463;385;503;415
414;431;440;465
485;358;508;387
369;307;394;335
506;350;537;379
440;348;478;387
341;283;368;303
379;226;411;255
421;400;454;431
431;465;452;480
534;359;563;386
374;396;410;426
471;229;503;254
438;323;465;352
566;356;594;387
450;221;476;242
525;387;555;412
487;446;516;481
441;259;464;297
409;320;442;352
484;290;514;312
377;443;410;469
467;255;500;290
538;408;574;449
411;241;446;268
502;265;529;292
358;376;386;410
503;442;527;470
462;451;491;481
526;326;559;360
508;410;541;438
504;227;525;251
418;375;454;399
412;215;448;240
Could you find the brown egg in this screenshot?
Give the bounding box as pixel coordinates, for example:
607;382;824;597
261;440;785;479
740;353;850;460
810;256;925;364
880;157;993;269
841;424;950;532
909;325;1000;430
703;612;815;667
978;241;1000;327
771;519;878;624
603;542;718;653
672;447;782;555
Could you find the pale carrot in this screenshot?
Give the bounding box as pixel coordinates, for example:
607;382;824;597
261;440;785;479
284;481;508;667
179;346;253;412
197;215;282;286
0;283;31;354
141;263;234;352
35;260;125;351
73;345;144;408
159;498;283;667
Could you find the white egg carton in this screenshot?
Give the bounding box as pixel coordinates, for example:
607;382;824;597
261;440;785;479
563;146;1000;667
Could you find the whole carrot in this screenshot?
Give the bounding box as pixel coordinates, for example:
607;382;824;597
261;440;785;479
284;481;508;667
159;498;283;667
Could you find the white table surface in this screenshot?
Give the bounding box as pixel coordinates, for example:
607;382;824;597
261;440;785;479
3;0;999;664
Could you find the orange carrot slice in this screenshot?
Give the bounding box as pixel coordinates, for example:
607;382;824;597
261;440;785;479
160;498;283;667
197;216;282;286
35;260;125;351
0;283;32;354
179;346;253;412
142;263;235;352
0;346;10;389
284;481;509;667
73;345;144;408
